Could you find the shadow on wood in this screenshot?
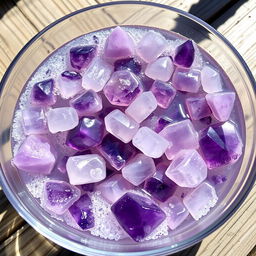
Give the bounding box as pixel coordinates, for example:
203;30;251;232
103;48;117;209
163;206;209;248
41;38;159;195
0;0;20;19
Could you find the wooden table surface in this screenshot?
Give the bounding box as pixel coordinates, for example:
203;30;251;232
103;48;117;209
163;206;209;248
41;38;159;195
0;0;255;255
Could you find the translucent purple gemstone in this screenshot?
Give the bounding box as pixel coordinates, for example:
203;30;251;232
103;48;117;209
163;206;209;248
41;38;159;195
70;45;97;70
98;134;135;170
57;156;68;173
30;79;56;106
212;175;227;185
114;58;142;75
174;40;195;68
154;116;173;133
61;71;82;80
81;183;95;192
199;121;243;169
66;117;104;151
111;192;166;242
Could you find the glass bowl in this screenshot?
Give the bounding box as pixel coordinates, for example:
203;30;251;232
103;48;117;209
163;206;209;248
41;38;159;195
0;1;255;255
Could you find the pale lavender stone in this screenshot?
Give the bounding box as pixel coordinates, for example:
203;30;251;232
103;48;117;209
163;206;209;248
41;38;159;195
183;182;218;220
159;119;199;160
201;65;222;93
104;26;135;60
132;127;169;158
12;135;56;175
69;90;102;116
137;31;167;63
22;107;48;135
67;154;106;185
172;68;201;93
165;150;207;188
42;180;81;215
206;92;235;122
151;80;176;109
103;70;143;106
82;57;114;92
125;92;157;123
47;107;79;134
105;109;139;143
122;153;156;186
145;57;174;82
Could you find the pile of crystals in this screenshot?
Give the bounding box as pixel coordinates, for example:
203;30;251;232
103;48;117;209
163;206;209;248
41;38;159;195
12;26;243;242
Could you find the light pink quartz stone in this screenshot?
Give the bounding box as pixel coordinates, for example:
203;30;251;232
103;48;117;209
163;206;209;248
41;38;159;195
104;109;139;143
125;91;157;123
201;65;222;93
159;119;199;160
183;182;218;220
132;127;169;158
165;150;207;188
122;153;156;186
137;31;167;63
206;92;235;122
145;57;174;82
82;57;114;92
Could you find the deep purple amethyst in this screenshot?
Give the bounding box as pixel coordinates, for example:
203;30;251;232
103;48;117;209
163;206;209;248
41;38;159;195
174;40;195;68
30;79;56;106
199;116;212;125
57;156;68;173
114;58;142;75
66;117;104;151
70;45;97;70
98;134;135;170
155;116;172;133
81;183;95;192
61;71;82;80
212;175;227;185
68;194;95;230
111;192;166;242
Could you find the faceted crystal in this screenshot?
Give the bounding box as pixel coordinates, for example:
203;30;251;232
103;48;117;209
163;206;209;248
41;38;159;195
206;92;235;122
174;40;195;68
183;182;218;220
201;65;222;93
151;80;176;109
30;79;56;106
103;70;143;106
105;109;139;143
70;45;97;70
69;90;102;116
47;107;79;134
159;119;199;160
111;192;166;242
104;26;135;60
66;117;104;151
82;57;113;92
42;180;81;215
98;134;135;170
132;127;169;158
137;31;167;63
12;135;56;175
67;154;106;185
122;153;156;186
199;121;243;169
172;68;201;93
22;107;48;135
145;57;174;82
114;58;141;75
185;96;212;120
165;150;207;188
125;92;157;123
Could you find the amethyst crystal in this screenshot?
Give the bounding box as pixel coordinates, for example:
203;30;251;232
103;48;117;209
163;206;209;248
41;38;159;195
154;116;173;133
61;71;82;80
114;58;142;75
174;40;195;68
81;183;95;192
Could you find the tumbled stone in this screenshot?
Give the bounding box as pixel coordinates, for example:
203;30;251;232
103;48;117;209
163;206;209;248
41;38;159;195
122;153;155;186
114;58;141;74
103;70;143;106
201;65;222;93
47;107;79;134
42;180;81;215
69;90;102;116
67;154;106;185
105;109;139;143
183;182;218;220
206;92;235;122
111;192;166;242
66;117;104;151
159;119;199;160
12;135;56;175
165;150;207;188
151;80;176;109
132;127;169;158
199;121;243;169
125;92;157;123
